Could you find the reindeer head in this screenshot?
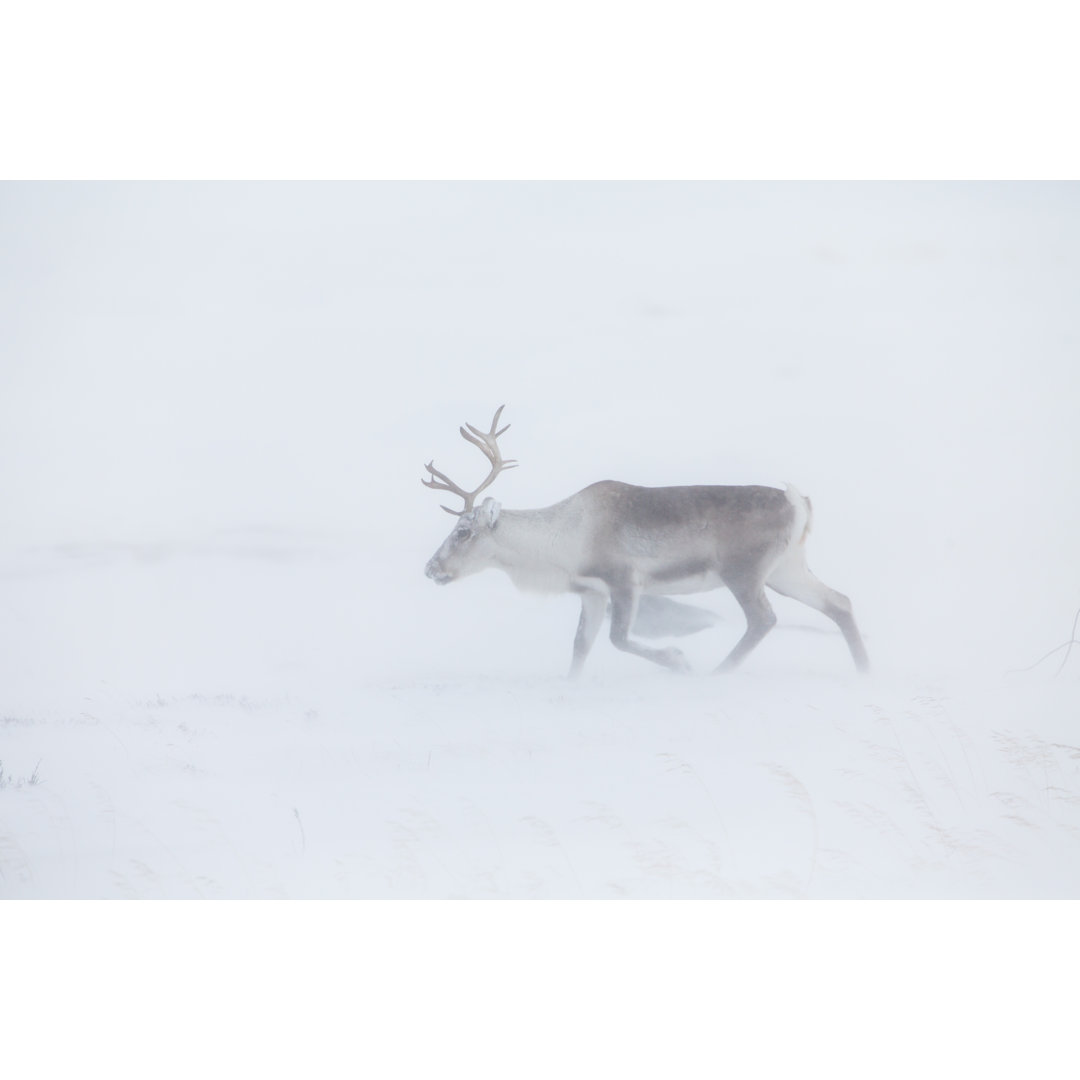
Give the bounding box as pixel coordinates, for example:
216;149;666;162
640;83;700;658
425;496;503;584
422;406;516;585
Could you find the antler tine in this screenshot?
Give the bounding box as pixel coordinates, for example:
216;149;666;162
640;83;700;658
460;405;516;465
422;460;464;492
464;403;509;441
422;461;470;516
458;425;491;458
458;426;519;467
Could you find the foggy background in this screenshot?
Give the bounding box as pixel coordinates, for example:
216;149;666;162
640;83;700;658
2;182;1077;682
2;182;1079;905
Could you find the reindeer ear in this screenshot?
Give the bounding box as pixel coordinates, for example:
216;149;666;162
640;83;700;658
479;497;501;527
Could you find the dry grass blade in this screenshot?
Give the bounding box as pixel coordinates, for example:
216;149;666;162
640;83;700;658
1008;606;1080;677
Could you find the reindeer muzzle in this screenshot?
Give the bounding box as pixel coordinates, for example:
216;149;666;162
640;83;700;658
425;559;454;585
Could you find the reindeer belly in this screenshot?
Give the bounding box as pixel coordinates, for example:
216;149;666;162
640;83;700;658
645;558;725;596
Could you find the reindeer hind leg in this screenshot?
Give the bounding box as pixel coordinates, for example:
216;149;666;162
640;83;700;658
715;578;778;672
766;548;870;672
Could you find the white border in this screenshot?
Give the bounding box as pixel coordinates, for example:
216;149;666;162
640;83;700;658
2;1;1078;178
5;902;1074;1076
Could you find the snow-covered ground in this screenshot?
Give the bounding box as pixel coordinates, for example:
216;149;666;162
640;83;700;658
2;182;1078;898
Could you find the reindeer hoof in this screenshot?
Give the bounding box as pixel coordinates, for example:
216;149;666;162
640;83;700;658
661;648;692;673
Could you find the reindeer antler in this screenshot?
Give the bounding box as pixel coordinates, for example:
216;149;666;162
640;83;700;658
422;404;518;515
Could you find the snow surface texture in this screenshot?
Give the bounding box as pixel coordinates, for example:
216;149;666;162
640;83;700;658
1;182;1078;898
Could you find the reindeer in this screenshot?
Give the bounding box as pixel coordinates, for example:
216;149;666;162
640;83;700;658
423;406;869;677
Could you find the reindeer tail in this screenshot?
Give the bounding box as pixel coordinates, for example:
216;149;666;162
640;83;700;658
783;482;813;545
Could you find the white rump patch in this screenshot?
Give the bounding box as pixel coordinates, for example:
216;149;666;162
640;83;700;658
783;482;812;545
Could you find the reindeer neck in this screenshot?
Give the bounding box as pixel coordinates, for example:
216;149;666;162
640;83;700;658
489;504;583;593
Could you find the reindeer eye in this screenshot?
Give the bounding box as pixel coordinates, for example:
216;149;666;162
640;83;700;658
454;526;471;540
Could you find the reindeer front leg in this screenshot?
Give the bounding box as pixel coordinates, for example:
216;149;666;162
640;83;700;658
608;585;692;673
569;590;606;678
